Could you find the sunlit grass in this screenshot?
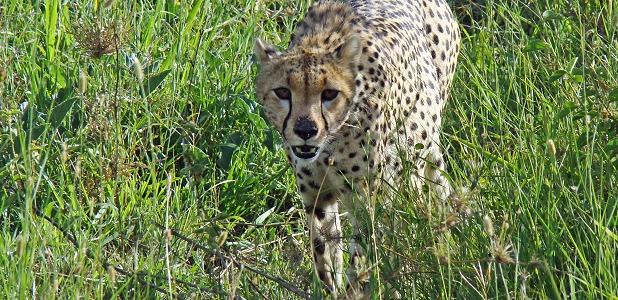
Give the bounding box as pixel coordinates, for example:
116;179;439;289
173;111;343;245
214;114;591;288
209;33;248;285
1;0;616;298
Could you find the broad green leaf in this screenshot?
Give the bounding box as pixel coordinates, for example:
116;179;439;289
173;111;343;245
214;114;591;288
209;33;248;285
50;98;75;127
140;69;171;97
577;132;589;149
218;132;245;170
556;102;577;119
571;67;586;75
567;57;579;72
523;39;548;52
23;125;47;145
542;10;563;20
548;70;567;83
263;129;275;152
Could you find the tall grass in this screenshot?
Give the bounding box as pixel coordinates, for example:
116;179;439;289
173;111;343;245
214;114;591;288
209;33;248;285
0;0;616;299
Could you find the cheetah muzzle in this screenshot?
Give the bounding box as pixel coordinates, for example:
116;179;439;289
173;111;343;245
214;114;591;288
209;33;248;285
254;0;460;297
292;145;319;159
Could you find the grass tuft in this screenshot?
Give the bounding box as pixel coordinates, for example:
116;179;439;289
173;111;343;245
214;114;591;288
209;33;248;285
0;0;616;298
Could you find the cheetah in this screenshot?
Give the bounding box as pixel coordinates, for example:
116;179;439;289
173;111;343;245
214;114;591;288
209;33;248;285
255;0;459;296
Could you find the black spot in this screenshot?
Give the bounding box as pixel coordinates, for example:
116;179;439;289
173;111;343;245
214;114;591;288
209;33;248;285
349;152;357;158
432;114;438;122
433;34;439;45
351;165;360;172
420;112;425;120
411;122;418;131
306;206;325;220
318;271;326;281
296;173;304;180
313;238;325;255
421;130;428;140
345;181;354;191
301;167;312;176
299;184;307;193
322;193;334;201
309;181;320;190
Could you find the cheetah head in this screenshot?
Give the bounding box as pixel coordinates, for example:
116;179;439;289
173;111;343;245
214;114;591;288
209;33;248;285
254;36;361;162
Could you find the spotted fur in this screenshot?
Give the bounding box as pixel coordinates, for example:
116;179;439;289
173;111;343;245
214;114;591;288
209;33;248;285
255;0;459;296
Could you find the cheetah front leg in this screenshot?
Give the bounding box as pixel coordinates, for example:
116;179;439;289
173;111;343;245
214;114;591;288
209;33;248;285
346;216;369;296
304;196;344;296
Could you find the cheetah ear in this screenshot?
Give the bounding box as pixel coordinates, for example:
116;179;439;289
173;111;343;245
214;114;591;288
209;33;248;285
333;36;361;67
254;38;281;64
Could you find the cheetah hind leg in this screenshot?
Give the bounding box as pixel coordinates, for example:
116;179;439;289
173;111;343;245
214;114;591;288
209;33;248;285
345;228;370;298
425;146;452;205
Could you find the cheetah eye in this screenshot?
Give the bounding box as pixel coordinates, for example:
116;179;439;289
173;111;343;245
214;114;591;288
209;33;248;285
321;89;339;102
273;87;291;100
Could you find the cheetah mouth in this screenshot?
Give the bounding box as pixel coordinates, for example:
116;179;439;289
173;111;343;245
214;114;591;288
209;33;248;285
292;145;319;159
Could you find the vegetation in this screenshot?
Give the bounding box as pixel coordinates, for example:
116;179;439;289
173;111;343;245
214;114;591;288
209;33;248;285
0;0;616;298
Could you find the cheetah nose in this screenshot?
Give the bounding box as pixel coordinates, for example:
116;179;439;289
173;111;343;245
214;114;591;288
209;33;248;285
294;117;318;141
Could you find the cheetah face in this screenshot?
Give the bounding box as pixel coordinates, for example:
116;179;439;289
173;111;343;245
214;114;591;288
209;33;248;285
254;37;361;161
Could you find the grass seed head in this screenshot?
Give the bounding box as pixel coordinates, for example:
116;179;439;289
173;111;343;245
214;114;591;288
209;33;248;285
131;55;144;82
107;265;117;282
102;0;117;10
547;139;556;156
73;18;120;59
483;214;494;237
78;70;88;94
492;243;514;264
164;228;173;243
16;235;26;257
529;256;545;270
